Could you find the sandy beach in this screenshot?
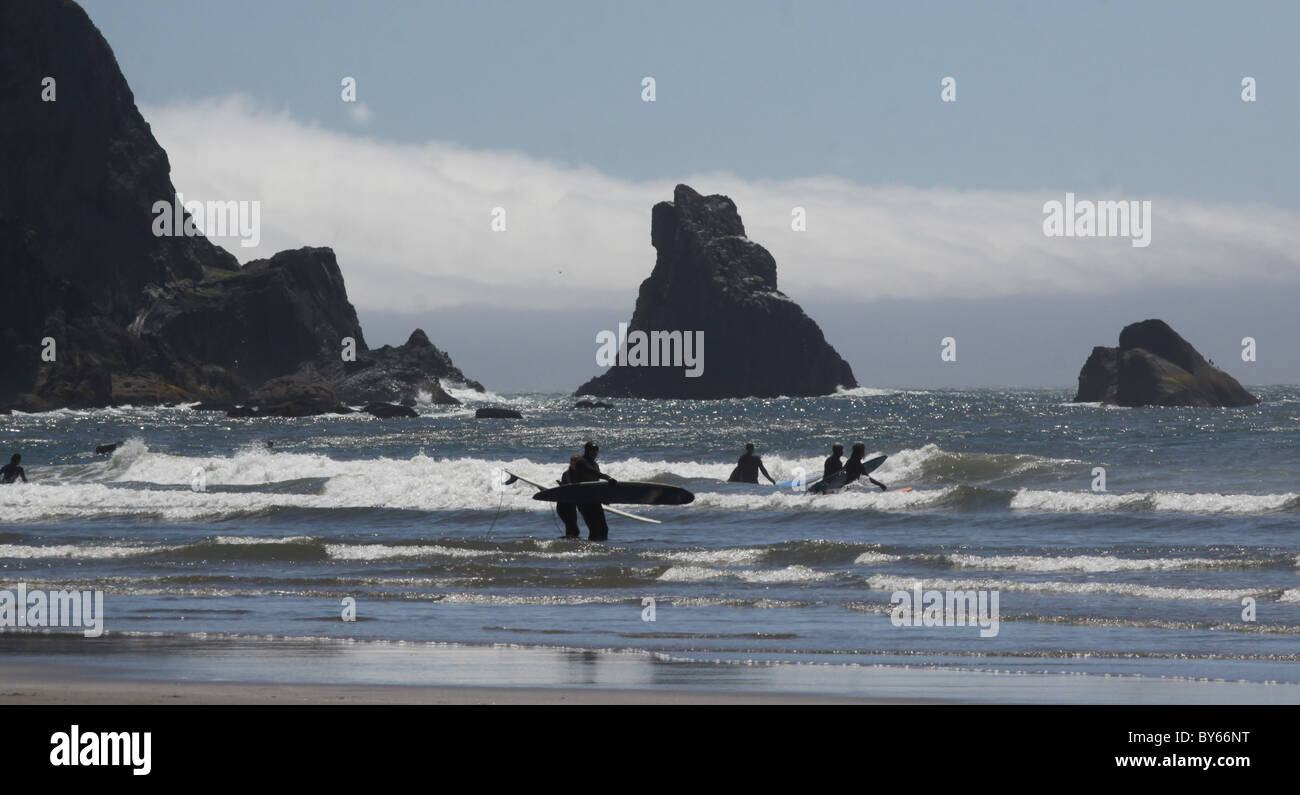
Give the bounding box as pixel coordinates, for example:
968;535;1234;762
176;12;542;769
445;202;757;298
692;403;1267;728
4;634;1299;705
0;668;922;705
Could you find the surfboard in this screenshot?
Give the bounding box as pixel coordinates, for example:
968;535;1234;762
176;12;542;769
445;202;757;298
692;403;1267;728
502;471;662;524
889;487;913;493
809;470;848;494
533;481;695;506
809;455;888;494
776;474;823;489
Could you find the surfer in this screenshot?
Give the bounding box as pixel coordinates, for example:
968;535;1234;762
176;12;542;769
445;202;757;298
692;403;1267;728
844;443;887;491
572;441;615;541
823;443;844;480
1;453;27;484
728;442;776;485
555;455;583;537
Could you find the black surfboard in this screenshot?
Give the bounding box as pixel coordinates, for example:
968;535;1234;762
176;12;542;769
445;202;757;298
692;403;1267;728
533;481;695;506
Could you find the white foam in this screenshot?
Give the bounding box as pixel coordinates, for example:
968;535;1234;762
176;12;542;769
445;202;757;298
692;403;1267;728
438;380;508;405
854;551;903;564
832;386;907;398
650;548;767;565
658;564;832;584
866;574;1262;602
0;543;168;559
947;554;1247;572
324;544;500;560
212;535;315;545
1012;489;1296;514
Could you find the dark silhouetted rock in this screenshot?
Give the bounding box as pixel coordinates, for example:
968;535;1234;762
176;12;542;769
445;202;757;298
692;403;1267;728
0;0;239;324
131;248;367;388
0;219;250;411
1074;320;1258;407
363;402;418;418
574;400;613;409
94;442;121;455
0;3;487;414
227;368;353;417
575;185;856;399
323;329;479;406
476;407;523;419
1074;347;1119;404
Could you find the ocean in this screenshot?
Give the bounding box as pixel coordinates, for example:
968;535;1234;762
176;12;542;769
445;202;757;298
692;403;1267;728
3;385;1299;700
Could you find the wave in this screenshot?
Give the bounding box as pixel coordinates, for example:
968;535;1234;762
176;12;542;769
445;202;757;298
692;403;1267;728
1010;489;1299;514
3;439;1297;522
945;553;1279;572
438;380;509;405
658;564;834;584
865;574;1269;602
832;386;909;398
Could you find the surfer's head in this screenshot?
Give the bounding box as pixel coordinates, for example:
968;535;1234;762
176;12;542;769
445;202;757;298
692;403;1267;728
745;442;755;454
583;441;599;458
851;442;865;458
831;443;843;455
8;454;18;465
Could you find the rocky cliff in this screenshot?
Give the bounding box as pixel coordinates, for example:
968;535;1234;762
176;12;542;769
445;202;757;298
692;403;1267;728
0;0;239;324
1074;320;1258;407
575;184;856;399
0;219;248;410
0;0;482;412
130;248;368;388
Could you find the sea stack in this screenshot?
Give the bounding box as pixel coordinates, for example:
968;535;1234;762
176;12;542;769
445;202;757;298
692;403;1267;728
575;184;856;399
1073;319;1258;407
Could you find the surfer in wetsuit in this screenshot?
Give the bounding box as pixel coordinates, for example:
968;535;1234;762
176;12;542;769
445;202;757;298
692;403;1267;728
844;442;887;491
823;443;844;480
572;441;616;541
556;454;583;537
1;454;27;484
728;442;776;485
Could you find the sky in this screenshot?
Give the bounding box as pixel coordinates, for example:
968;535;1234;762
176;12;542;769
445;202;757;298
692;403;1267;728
81;0;1300;391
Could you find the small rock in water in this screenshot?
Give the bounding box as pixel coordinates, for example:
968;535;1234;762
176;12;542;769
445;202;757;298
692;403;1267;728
363;402;419;419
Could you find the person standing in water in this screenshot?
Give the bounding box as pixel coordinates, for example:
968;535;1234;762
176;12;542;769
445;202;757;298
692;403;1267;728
1;454;27;484
555;454;583;537
728;442;776;485
571;441;616;541
843;442;887;491
823;443;844;480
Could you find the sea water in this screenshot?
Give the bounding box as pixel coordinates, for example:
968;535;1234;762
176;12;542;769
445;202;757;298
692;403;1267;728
2;387;1298;696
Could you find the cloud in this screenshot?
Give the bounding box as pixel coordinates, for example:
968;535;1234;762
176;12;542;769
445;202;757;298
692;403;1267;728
143;94;1300;315
347;101;372;125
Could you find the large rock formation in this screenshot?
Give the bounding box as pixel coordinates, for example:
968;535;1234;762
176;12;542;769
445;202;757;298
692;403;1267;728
575;184;856;398
0;219;248;410
130;248;367;388
1074;320;1258;407
0;1;483;413
322;329;480;406
0;0;239;324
